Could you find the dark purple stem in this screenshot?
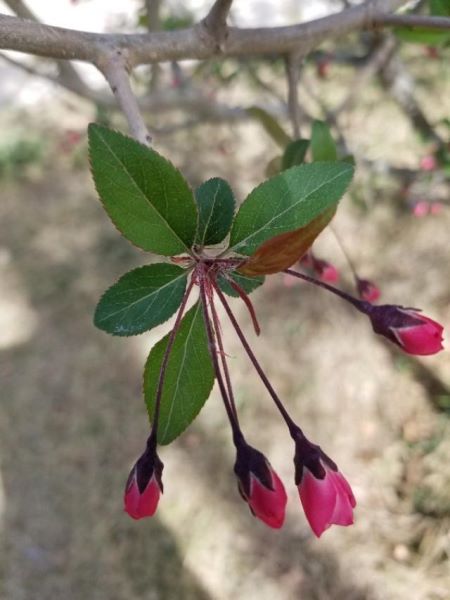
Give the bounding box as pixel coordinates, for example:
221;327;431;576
151;276;195;441
199;276;243;446
209;291;240;424
213;281;299;438
284;268;371;313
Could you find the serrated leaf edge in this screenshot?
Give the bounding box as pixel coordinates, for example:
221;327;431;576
94;264;188;337
88;123;196;256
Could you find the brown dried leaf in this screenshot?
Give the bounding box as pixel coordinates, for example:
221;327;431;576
238;207;336;276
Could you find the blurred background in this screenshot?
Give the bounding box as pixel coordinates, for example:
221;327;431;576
0;1;449;599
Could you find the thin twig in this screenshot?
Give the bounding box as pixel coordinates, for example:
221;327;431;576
97;50;153;145
283;269;366;311
203;0;233;44
332;35;396;117
285;51;304;138
145;0;162;90
374;14;450;30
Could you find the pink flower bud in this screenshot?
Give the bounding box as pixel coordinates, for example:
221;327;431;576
419;155;437;171
294;436;356;538
412;201;430;218
357;278;381;303
234;441;287;529
431;202;444;215
367;305;444;356
314;259;339;283
124;439;163;520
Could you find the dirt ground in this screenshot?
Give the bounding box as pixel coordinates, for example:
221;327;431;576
0;49;449;600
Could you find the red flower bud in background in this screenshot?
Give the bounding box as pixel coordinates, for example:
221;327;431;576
412;200;430;218
300;252;339;283
124;437;163;520
431;202;444;215
294;435;356;538
313;258;339;283
234;440;287;529
419;155;437;171
366;305;444;356
357;278;381;303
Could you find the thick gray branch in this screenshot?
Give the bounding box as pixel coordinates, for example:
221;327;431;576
0;1;409;66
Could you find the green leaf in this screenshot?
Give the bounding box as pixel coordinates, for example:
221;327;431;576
282;139;310;170
229;162;354;256
217;272;264;297
395;27;450;45
94;263;188;336
194;178;235;246
246;106;291;149
144;302;214;444
88;124;198;256
431;0;450;17
311;120;338;162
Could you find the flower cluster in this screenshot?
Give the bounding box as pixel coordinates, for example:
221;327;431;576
125;426;356;537
123;257;443;537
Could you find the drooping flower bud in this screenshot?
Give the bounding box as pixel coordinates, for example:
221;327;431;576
419;155;437;171
293;434;356;538
300;252;339;283
412;200;430;218
366;305;444;356
357;278;380;303
124;437;163;520
234;440;287;529
314;259;339;283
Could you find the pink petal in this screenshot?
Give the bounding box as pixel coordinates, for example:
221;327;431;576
320;265;339;283
327;472;355;525
124;475;161;520
298;469;337;537
397;316;444;355
249;471;287;529
333;471;357;508
412;201;430;217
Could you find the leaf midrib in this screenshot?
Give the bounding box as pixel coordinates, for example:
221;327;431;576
98;269;188;322
160;302;201;442
95;127;192;254
199;181;221;245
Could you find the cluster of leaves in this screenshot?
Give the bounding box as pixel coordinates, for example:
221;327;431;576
88;122;353;444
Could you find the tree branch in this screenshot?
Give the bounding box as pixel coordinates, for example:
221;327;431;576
374;14;450;30
2;0;89;96
0;1;408;66
378;45;445;149
202;0;233;45
96;51;153;145
332;35;397;116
